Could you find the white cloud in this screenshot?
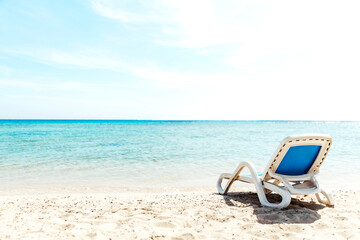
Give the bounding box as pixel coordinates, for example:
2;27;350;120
49;52;125;70
90;0;360;62
6;49;127;71
90;0;256;48
221;1;360;69
0;78;114;91
6;48;231;91
90;0;174;23
0;65;13;72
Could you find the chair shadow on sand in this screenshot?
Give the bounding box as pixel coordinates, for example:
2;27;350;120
220;191;330;224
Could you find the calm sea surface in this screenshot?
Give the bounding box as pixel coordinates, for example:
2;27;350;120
1;120;359;191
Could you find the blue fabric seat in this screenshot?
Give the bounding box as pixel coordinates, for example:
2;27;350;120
276;145;321;175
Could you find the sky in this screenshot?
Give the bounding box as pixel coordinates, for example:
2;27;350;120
0;0;360;120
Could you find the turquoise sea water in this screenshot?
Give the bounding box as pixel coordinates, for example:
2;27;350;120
1;120;360;191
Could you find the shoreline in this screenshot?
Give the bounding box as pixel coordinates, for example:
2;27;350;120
1;178;360;196
1;188;359;239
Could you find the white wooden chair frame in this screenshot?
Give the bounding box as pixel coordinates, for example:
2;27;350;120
217;134;334;209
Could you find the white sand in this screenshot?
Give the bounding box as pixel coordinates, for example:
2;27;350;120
0;189;359;240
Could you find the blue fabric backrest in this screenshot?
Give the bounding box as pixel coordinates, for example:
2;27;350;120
275;145;321;175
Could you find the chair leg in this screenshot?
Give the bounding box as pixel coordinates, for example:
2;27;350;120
217;161;292;209
217;161;259;195
217;173;232;195
262;182;292;209
264;179;281;194
315;188;334;206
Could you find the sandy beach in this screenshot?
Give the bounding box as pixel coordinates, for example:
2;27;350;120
0;188;359;240
2;0;360;237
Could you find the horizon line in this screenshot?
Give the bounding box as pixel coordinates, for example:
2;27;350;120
0;119;358;122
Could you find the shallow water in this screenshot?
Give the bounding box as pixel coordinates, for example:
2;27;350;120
1;120;359;190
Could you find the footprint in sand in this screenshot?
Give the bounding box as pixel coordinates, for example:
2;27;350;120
179;233;195;240
155;221;176;228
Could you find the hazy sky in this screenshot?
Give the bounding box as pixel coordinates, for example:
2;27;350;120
1;0;359;120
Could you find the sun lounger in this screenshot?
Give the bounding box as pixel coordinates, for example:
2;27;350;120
217;134;334;209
